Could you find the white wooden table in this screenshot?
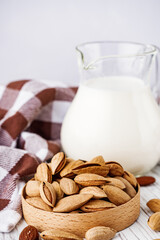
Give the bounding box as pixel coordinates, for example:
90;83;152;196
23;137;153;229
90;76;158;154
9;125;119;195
1;165;160;240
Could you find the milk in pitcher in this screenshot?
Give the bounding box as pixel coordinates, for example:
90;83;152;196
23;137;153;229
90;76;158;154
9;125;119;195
61;76;160;175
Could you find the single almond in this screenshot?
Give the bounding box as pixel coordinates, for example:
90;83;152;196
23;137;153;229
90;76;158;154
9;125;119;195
60;160;84;178
102;185;131;206
116;176;136;198
123;171;137;187
19;225;39;240
147;199;160;212
105;161;124;176
80;199;116;212
52;181;64;201
104;177;125;189
73;164;109;177
60;178;79;195
80;186;107;199
136;176;155;186
53;194;93;212
50;152;66;175
89;156;106;166
148;212;160;231
26;197;52;211
40;229;82;240
40;182;56;207
35;163;52;183
85;226;117;240
74;173;107;186
25;180;40;197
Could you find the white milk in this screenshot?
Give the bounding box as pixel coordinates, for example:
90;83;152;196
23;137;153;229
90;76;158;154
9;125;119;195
61;76;160;175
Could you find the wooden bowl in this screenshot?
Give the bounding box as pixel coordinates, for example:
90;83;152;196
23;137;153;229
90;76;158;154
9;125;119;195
21;185;140;237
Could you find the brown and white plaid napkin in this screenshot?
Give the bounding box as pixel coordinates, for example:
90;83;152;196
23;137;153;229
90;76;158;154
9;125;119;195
0;79;77;232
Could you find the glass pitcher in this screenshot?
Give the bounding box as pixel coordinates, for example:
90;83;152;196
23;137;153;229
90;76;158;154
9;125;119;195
61;41;160;175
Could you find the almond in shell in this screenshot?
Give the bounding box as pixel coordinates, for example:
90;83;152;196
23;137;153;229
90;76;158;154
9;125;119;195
25;180;40;197
35;163;52;183
116;176;136;198
106;161;124;176
60;160;84;178
79;186;107;199
72;163;109;177
52;181;64;201
147;199;160;213
40;229;82;240
40;182;56;207
89;156;106;166
80;199;116;212
123;171;137;187
60;178;79;195
102;185;131;206
104;177;125;189
53;194;93;212
74;173;107;186
148;212;160;231
26;197;52;211
50;152;66;175
85;226;117;240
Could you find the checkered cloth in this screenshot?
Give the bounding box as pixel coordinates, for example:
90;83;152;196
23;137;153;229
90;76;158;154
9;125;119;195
0;79;77;232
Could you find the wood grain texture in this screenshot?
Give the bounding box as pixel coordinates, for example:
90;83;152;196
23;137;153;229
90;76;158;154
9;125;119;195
21;185;140;237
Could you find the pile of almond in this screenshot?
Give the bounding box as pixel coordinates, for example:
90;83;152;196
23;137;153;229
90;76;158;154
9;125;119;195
24;152;138;240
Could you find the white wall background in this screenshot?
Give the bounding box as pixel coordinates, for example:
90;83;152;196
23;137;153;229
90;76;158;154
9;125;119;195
0;0;160;85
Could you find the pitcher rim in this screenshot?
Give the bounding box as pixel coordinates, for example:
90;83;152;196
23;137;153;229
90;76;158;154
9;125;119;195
76;40;157;57
76;41;158;70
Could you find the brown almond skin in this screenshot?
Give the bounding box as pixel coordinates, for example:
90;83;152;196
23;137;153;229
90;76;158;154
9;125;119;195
136;176;155;186
148;212;160;231
19;225;39;240
147;199;160;212
85;226;117;240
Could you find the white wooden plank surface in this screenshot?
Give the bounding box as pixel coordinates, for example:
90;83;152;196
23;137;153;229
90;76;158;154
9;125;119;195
1;165;160;240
